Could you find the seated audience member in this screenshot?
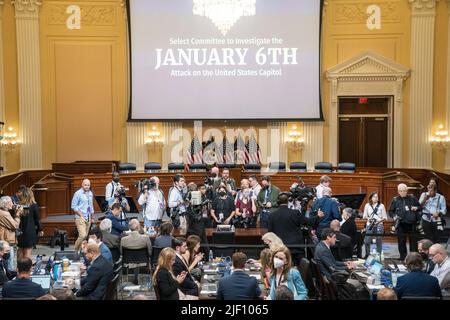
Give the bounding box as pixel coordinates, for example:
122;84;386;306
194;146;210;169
418;239;435;274
217;252;262;300
36;294;57;300
76;243;114;300
377;288;397;300
51;288;76;300
88;228;113;265
261;232;285;252
329;220;353;261
268;246;307;300
153;247;186;300
0;240;17;286
340;208;358;248
275;285;294;300
172;237;199;298
105;203;129;236
429;244;450;287
394;252;441;299
182;235;204;280
441;271;450;297
313;228;354;279
247;248;272;289
99;218;120;250
154;222;174;249
120;219;152;284
2;258;45;299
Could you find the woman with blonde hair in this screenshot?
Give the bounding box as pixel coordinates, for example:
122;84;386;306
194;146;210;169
153;247;187;300
261;232;284;252
17;188;42;260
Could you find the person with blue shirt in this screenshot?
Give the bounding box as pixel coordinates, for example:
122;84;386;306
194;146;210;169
105;203;129;236
71;179;95;252
88;228;113;265
311;187;341;236
268;246;308;300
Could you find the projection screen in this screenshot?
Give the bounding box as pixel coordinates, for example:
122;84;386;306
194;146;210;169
128;0;323;120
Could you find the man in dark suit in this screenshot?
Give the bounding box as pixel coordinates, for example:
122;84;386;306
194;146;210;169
394;252;442;299
76;242;114;300
311;187;341;236
268;193;323;265
418;239;435;274
172;237;199;297
2;257;45;299
0;241;16;287
217;252;261;300
330;220;353;261
256;175;281;229
313;228;354;279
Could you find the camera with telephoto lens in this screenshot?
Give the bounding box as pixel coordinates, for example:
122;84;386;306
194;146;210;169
114;185;127;198
134;178;156;194
184;190;211;222
289;185;316;215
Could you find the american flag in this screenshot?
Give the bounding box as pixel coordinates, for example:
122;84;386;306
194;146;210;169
224;137;235;164
186;134;203;164
215;138;224;164
234;134;246;164
245;134;261;164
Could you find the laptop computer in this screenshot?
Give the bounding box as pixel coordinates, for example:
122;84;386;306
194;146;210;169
31;275;51;292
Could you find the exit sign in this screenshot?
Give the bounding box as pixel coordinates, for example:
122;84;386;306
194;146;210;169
359;97;368;104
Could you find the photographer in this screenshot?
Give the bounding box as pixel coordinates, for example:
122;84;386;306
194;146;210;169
288;178;307;211
234;188;257;228
211;186;236;226
138;176;165;229
0;196;22;271
168;174;187;230
362;192;387;257
388;183;421;261
185;184;210;243
419;184;447;244
105;172;121;204
256;176;281;229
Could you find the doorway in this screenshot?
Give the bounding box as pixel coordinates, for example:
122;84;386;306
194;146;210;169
338;97;391;167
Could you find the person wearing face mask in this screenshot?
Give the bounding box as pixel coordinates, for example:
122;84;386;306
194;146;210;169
234;188;257;228
168;174;188;230
76;243;113;300
210;166;222;190
0;241;16;288
388;183;421;261
268;246;308;300
211;186;236;225
105;171;121;204
256;176;280;229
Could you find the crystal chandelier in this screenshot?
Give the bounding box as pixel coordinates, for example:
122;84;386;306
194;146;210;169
193;0;256;36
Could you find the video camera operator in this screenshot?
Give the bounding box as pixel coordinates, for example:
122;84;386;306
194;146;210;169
105;172;121;204
109;183;130;214
388;183;421;261
138;176;165;230
168;174;188;231
268;193;324;264
184;183;210;244
287;177;309;212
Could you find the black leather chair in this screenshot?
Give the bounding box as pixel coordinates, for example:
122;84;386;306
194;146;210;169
269;162;286;171
151;246;163;269
118;162;137;173
290;162;307;172
189;163;207;171
109;247;121;264
212;231;235;257
121;247;151;282
217;163;237;169
337;162;356;173
144;162;161;172
299;258;319;299
309;258;337;300
244;163;261;170
314;162;332;173
168;162;185;172
401;296;441;300
103;273;120;300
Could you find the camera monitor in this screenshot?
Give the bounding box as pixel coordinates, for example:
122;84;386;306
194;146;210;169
333;193;367;210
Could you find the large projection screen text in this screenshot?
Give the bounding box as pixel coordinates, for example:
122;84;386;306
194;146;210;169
128;0;323;120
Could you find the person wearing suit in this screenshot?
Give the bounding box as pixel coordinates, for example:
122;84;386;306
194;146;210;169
105;203;129;236
418;239;435;274
217;252;262;300
172;237;199;297
268;193;323;265
152;247;186;300
311;187;341;236
0;241;17;287
340;208;358;248
330;220;353;261
268;246;308;300
313;228;354;279
394;252;442;299
76;243;114;300
256;176;281;229
2;257;45;299
88;228;113;265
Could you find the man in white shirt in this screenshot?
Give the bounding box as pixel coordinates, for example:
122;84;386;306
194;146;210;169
248;175;261;199
429;244;450;287
138;176;165;229
105;172;121;203
168;174;187;231
315;175;332;200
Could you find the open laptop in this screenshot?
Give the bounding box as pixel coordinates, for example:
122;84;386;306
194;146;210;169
31;274;51;292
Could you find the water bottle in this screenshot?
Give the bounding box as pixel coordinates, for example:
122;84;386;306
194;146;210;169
209;249;214;263
392;271;398;287
146;274;152;290
380;251;385;263
231;225;235;232
57;263;63;282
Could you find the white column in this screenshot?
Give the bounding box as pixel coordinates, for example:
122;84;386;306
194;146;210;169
0;1;6;172
14;0;43;170
408;0;437;169
445;0;450;173
162;122;182;169
267;121;288;165
328;78;338;166
126;122;147;170
303;122;324;170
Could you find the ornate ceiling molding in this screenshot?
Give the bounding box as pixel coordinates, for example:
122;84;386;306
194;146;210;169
11;0;42;13
409;0;438;14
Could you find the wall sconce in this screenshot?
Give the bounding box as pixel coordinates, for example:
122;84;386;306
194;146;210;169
145;126;163;148
286;125;304;149
430;125;450;149
0;126;21;152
